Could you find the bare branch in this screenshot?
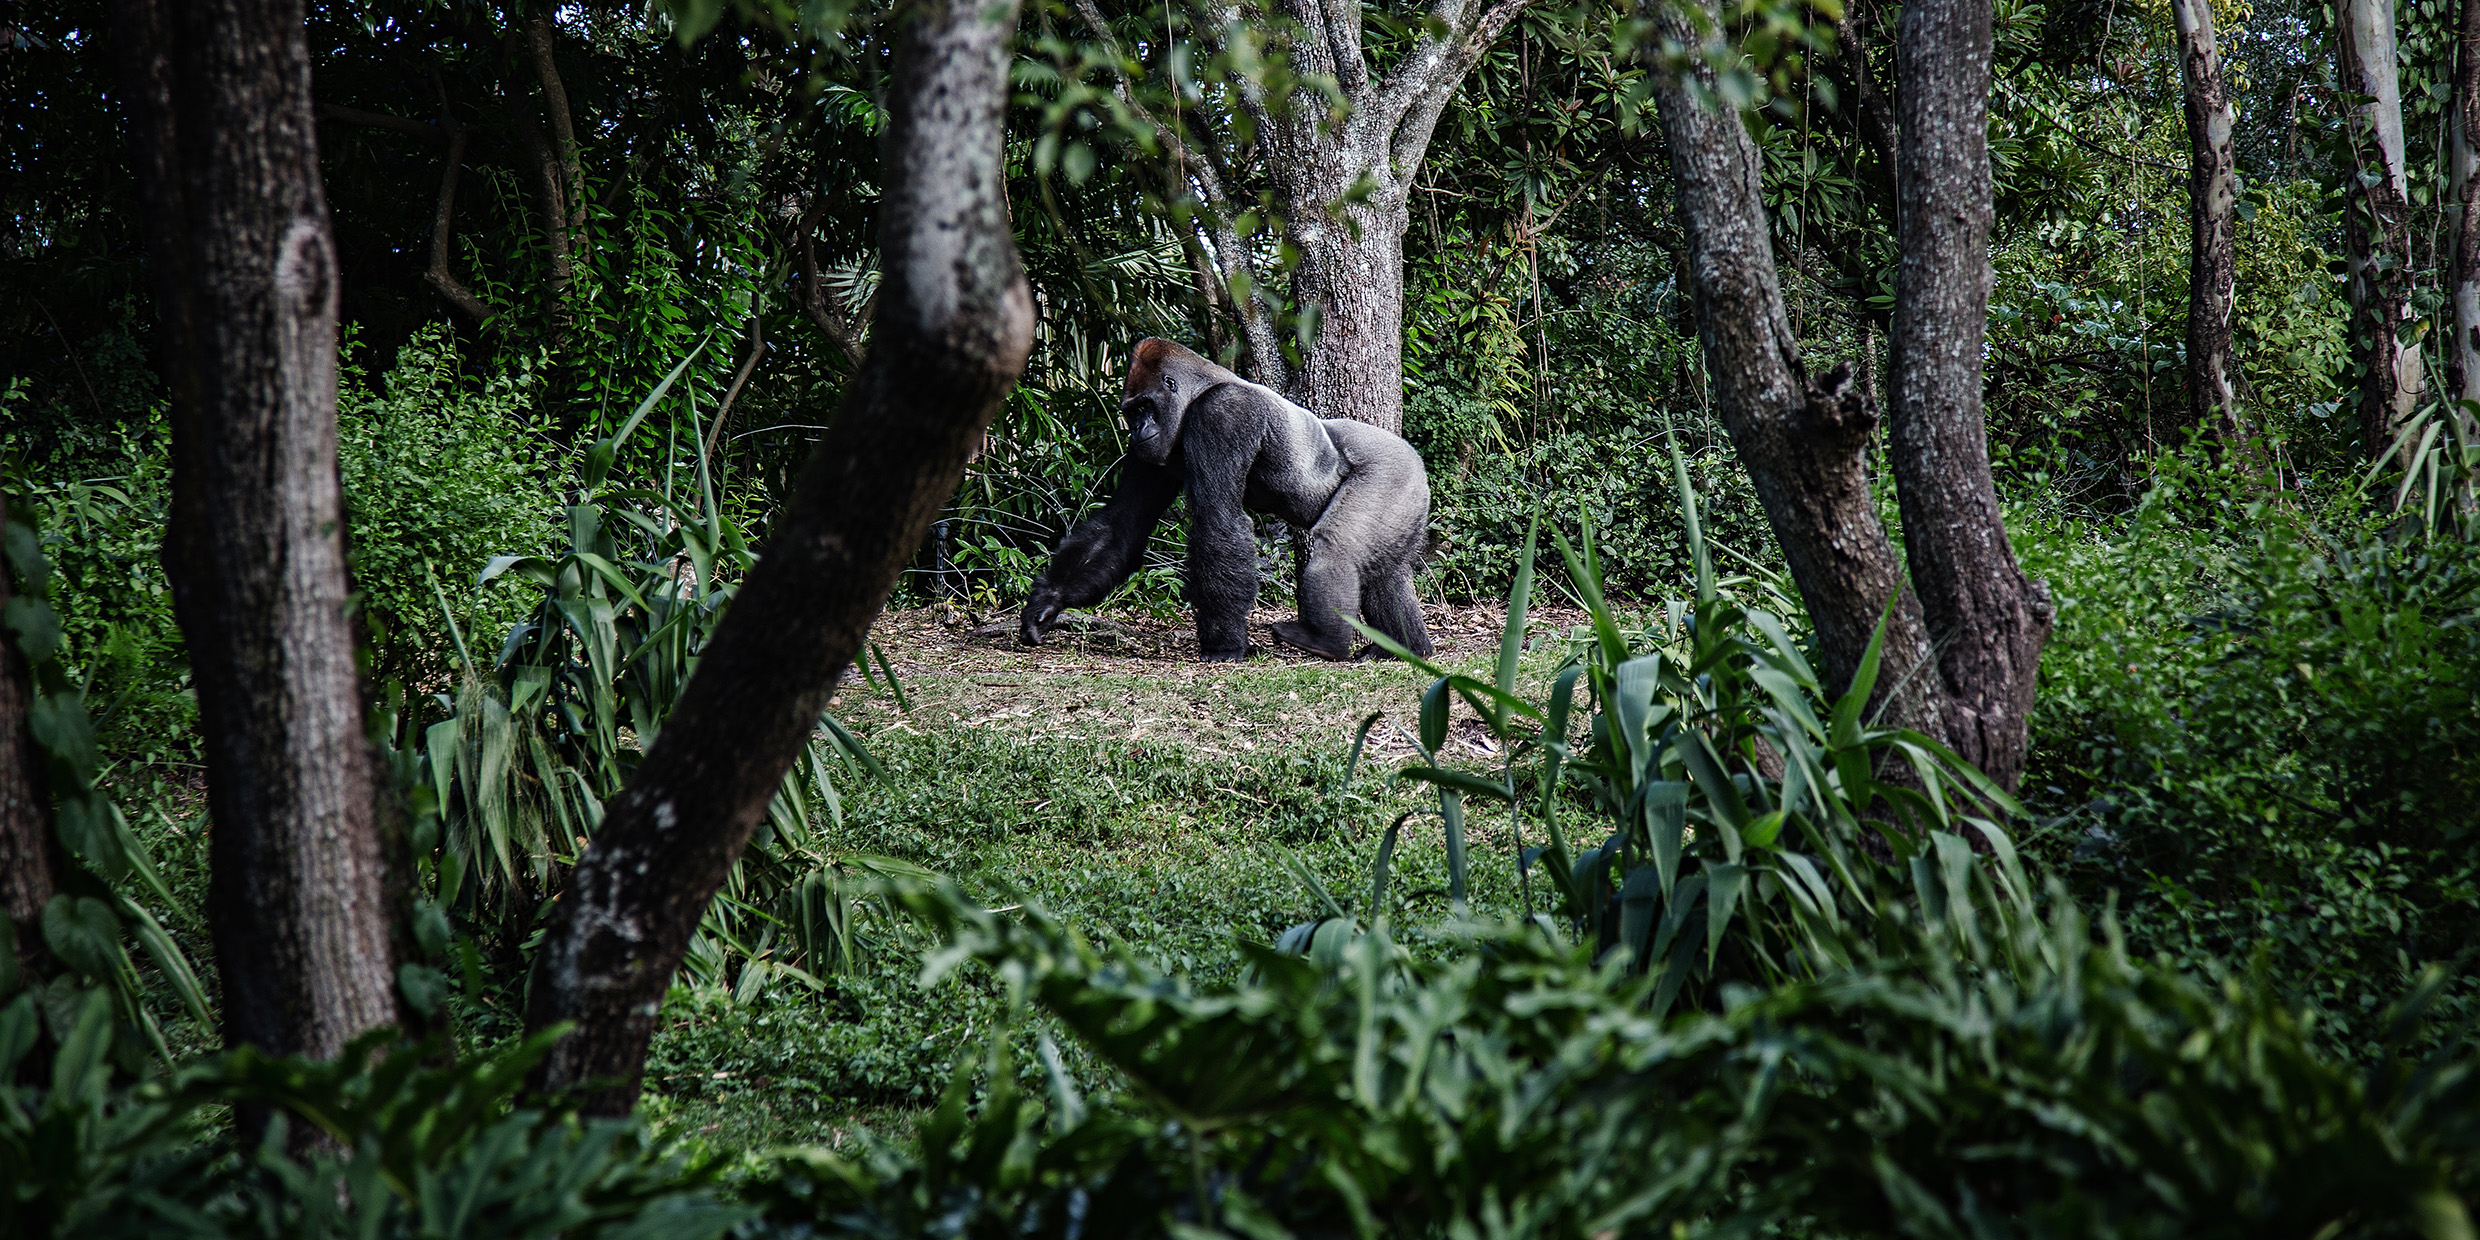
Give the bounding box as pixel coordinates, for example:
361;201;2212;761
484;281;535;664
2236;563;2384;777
703;313;766;462
424;109;491;324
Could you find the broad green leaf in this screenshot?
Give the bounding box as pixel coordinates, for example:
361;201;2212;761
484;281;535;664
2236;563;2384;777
42;895;124;982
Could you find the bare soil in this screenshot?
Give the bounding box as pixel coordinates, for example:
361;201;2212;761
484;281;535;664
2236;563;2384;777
833;601;1592;764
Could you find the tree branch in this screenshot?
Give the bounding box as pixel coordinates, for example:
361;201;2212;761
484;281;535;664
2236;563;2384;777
703;312;765;463
506;53;575;354
424;106;491;324
1066;0;1285;383
525;15;584;228
1377;0;1535;175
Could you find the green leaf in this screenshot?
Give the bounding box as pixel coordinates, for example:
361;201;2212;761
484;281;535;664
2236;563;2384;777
2;595;62;664
1494;512;1539;718
120;896;212;1030
45;986;112;1116
584;334;711;490
42;895;125;982
1705;862;1748;970
54;793;124;882
1419;678;1450;755
398;963;452;1020
1398;766;1513;803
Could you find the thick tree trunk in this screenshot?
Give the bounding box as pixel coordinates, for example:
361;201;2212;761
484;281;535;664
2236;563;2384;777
1647;0;2049;793
2339;0;2424;461
2451;0;2480;408
2171;0;2242;442
1293;200;1413;433
523;0;1035;1116
112;0;402;1068
0;499;62;982
1646;0;1940;730
1888;0;2052;791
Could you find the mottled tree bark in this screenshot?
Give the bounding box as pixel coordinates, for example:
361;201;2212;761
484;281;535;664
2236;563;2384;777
112;0;403;1070
1646;0;1939;731
1887;0;2053;791
2339;0;2424;461
2171;0;2242;442
523;0;1036;1115
0;498;62;982
2450;0;2480;411
1648;0;2050;792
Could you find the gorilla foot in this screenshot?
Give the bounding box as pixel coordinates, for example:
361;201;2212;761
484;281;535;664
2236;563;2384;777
1200;644;1255;663
1269;620;1353;661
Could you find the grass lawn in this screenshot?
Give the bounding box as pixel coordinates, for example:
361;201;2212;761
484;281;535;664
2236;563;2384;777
639;600;1586;1154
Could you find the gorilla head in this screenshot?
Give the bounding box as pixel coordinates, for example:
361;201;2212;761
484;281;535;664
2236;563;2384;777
1120;338;1221;465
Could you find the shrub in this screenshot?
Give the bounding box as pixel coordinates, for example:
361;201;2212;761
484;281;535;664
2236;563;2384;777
2025;488;2480;1058
0;1001;748;1240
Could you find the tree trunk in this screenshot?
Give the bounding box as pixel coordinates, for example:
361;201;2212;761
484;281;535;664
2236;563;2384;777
2339;0;2424;461
1293;199;1413;432
1645;0;1941;732
1647;0;2050;793
2171;0;2242;442
111;0;403;1073
0;498;62;982
523;0;1035;1116
1074;0;1532;429
2450;0;2480;409
1888;0;2053;791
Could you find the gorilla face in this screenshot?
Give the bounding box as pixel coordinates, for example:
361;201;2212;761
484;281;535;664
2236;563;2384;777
1122;388;1183;465
1122;338;1208;465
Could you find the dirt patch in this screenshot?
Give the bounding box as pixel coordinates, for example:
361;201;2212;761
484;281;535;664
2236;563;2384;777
831;601;1590;761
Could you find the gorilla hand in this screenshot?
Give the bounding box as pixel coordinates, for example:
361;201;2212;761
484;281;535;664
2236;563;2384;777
1019;587;1064;646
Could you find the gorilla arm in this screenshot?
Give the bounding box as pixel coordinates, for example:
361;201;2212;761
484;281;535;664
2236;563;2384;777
1018;455;1182;644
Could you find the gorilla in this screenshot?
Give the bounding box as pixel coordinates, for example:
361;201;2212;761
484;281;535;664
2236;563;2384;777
1018;339;1435;662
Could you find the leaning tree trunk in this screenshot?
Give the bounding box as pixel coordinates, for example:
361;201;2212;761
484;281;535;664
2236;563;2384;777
111;0;403;1070
1887;0;2053;791
2450;0;2480;411
2170;0;2243;444
2339;0;2424;461
1646;0;2049;792
1644;0;1942;734
523;0;1035;1116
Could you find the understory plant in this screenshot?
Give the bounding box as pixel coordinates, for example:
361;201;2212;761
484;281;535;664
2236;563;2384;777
1;999;747;1239
413;351;907;1015
747;455;2480;1237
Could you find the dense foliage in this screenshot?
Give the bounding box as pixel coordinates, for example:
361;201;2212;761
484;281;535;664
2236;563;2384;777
9;0;2480;1232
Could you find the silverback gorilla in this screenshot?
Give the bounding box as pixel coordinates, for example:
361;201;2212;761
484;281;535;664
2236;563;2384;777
1018;339;1435;662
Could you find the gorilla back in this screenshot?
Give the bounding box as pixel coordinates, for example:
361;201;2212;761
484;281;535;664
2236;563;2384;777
1019;339;1435;662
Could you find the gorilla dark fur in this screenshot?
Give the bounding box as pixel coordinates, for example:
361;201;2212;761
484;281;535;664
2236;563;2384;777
1019;339;1435;662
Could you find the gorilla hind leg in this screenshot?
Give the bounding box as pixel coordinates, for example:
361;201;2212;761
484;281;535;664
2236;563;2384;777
1358;557;1432;659
1271;536;1361;659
